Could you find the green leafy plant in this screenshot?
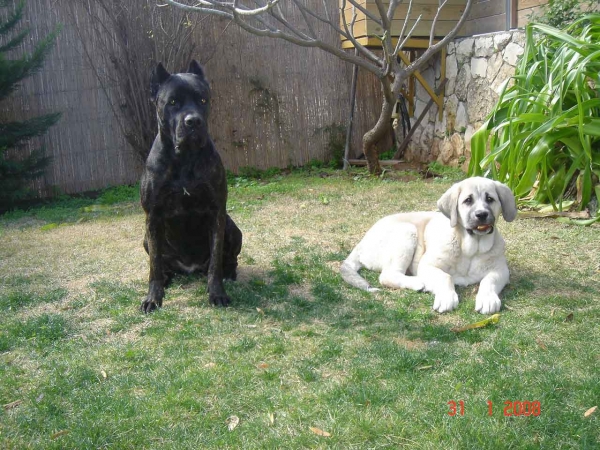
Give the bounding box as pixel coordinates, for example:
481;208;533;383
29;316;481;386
529;0;597;28
314;124;346;169
469;14;600;224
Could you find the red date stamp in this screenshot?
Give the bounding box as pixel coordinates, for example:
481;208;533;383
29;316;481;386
447;400;541;417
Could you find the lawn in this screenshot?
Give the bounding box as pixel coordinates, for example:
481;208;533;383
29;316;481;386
0;169;598;449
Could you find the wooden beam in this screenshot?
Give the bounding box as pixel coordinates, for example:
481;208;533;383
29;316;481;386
393;78;447;159
348;159;405;166
439;47;446;121
341;36;441;50
397;51;444;113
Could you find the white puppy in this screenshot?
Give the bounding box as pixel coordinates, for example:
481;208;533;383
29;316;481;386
340;177;517;314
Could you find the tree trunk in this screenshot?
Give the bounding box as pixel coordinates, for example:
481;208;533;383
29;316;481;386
363;72;411;175
363;76;395;175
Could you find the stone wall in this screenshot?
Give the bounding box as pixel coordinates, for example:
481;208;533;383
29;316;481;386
403;30;525;169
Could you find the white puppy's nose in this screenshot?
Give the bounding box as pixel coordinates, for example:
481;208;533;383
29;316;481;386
475;210;489;220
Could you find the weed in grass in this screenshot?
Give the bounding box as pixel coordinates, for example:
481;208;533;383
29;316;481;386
297;362;320;383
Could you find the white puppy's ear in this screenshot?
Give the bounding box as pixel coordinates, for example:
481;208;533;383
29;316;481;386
437;183;460;227
494;181;517;222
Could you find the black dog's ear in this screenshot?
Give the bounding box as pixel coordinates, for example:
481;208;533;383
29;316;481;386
150;63;171;100
187;60;206;80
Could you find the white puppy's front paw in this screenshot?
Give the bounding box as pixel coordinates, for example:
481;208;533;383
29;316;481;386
433;291;459;313
475;291;501;314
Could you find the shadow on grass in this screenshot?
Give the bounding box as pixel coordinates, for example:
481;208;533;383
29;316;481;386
144;242;466;352
503;260;597;308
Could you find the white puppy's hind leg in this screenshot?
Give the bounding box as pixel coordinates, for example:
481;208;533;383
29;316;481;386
379;270;425;291
378;224;425;292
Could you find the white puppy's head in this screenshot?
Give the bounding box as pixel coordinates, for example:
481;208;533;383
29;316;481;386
437;177;517;235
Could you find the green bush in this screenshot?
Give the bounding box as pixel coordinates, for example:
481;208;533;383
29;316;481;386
530;0;597;28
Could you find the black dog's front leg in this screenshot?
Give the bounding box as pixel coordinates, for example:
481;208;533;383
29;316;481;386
207;206;230;307
142;212;166;313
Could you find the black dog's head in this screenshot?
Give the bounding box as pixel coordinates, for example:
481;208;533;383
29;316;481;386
151;60;211;153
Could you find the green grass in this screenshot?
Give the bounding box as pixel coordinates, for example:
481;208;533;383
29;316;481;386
0;170;598;449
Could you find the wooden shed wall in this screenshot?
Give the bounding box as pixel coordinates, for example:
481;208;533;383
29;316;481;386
463;0;555;35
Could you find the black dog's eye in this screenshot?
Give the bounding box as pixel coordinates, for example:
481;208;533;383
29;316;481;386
168;98;178;106
200;98;207;104
463;196;473;205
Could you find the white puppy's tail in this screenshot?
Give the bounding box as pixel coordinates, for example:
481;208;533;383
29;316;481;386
340;250;380;292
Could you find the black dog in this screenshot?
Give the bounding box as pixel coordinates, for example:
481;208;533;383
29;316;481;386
140;60;242;313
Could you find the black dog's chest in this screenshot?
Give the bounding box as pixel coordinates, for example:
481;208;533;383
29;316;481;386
161;174;219;216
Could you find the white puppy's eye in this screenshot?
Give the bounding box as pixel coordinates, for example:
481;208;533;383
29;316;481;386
463;196;473;204
486;195;495;203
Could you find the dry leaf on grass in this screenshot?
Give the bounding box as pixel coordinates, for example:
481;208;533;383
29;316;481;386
268;412;275;425
451;314;501;332
257;362;269;369
3;400;23;410
565;313;574;322
51;430;70;440
584;406;597;417
101;370;108;379
226;415;240;431
535;338;548;351
417;365;433;370
310;427;331;437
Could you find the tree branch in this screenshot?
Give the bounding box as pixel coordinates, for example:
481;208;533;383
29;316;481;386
429;0;449;47
406;0;473;76
394;0;414;54
394;13;422;55
374;0;390;29
339;0;382;66
346;0;383;26
165;0;382;75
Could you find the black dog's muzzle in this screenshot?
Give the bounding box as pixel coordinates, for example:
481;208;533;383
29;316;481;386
174;113;208;153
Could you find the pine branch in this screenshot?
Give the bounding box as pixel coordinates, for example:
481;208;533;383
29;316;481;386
0;0;24;35
0;113;62;149
0;25;61;101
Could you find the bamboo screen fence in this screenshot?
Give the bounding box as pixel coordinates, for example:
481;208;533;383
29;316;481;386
3;0;386;197
2;0;140;197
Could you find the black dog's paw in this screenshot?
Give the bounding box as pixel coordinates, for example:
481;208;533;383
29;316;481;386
140;297;160;313
141;283;164;313
209;293;231;307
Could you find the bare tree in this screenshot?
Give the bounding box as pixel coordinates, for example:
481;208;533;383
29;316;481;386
161;0;473;174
